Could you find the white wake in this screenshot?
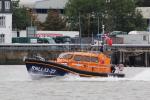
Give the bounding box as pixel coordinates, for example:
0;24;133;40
131;68;150;81
63;73;125;82
63;68;150;82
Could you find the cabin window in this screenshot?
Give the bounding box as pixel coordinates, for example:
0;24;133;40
90;57;99;63
82;56;98;63
74;55;82;61
73;55;98;63
58;53;73;59
82;56;90;62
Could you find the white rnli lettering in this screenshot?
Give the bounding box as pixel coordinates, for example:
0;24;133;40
31;66;56;74
61;63;67;65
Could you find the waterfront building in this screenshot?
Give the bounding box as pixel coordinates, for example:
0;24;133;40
19;0;150;24
12;30;79;38
20;0;68;22
117;31;150;44
0;0;12;44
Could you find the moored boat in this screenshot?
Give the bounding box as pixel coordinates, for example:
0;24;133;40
25;51;125;78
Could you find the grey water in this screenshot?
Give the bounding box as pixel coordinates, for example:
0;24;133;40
0;65;150;100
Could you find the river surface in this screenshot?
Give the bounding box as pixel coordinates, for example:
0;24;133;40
0;65;150;100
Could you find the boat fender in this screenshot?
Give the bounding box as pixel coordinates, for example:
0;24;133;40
118;64;124;71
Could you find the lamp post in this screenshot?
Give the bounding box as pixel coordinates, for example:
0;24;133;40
79;12;82;49
96;13;99;50
26;8;33;27
102;24;105;35
97;13;100;35
101;13;105;42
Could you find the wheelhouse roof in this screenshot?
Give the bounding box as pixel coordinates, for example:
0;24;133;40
62;51;102;57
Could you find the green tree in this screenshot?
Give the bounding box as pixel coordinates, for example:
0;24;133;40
109;0;146;32
42;10;67;31
65;0;103;37
65;0;146;37
12;0;31;30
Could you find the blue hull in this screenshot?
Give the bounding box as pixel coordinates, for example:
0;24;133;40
26;60;68;77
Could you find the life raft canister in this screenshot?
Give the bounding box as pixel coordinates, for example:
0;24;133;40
118;64;124;71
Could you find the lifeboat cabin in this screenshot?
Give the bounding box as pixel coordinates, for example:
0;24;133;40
56;52;112;74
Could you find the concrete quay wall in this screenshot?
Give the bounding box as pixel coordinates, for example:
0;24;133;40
0;44;150;66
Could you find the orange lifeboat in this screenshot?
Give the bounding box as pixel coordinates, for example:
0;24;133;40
25;51;125;78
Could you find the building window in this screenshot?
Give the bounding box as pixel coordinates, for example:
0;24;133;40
36;9;48;14
143;35;147;41
0;34;5;43
60;9;64;14
5;1;10;10
0;16;6;27
0;1;2;11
